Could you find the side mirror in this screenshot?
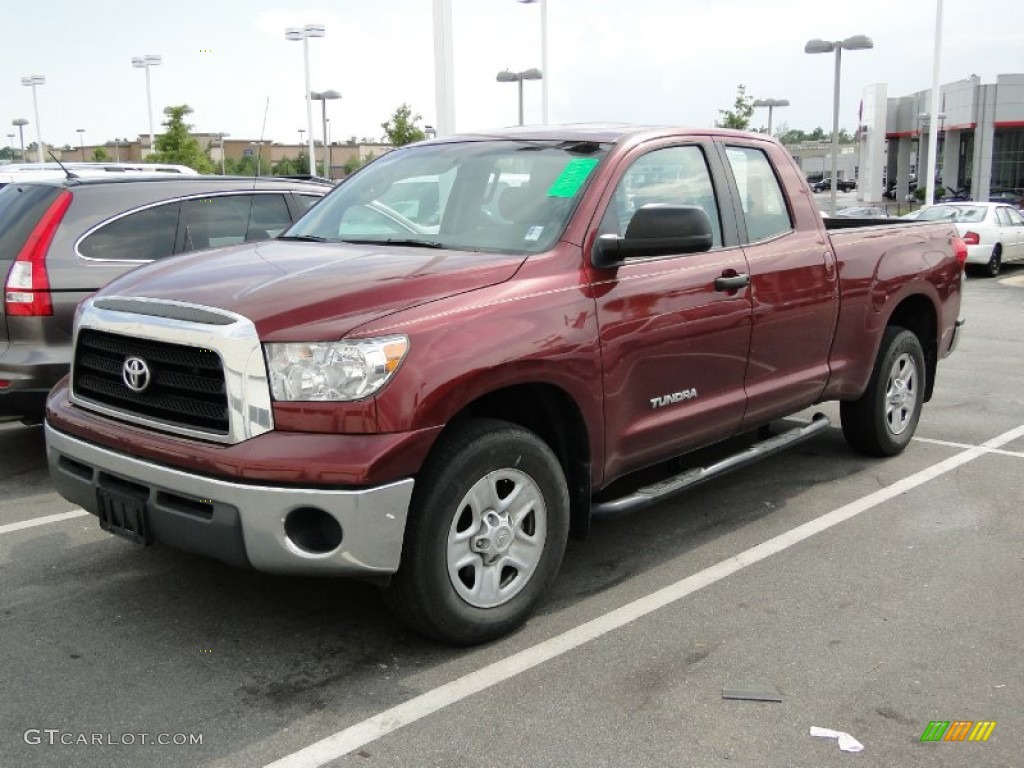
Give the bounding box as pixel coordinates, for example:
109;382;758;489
592;204;713;269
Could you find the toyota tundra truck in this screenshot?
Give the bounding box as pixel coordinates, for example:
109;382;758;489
43;125;967;644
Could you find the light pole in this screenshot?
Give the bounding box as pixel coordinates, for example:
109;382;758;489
497;68;542;126
131;55;162;156
310;89;340;178
21;76;45;163
250;141;265;177
76;128;86;160
285;24;325;177
5;133;14;159
805;34;873;216
12;119;28;162
109;138;121;162
752;98;789;137
217;132;230;175
516;0;548;123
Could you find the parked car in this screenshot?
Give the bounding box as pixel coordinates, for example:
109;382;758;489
0;162;198;190
0;174;331;419
988;189;1024;209
914;202;1024;276
835;206;890;219
45;124;965;644
811;177;857;193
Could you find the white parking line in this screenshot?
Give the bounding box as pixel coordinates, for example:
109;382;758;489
0;509;90;537
914;436;1024;459
263;422;1024;768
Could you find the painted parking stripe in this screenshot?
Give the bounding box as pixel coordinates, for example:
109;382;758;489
264;423;1024;768
914;436;1024;459
0;509;89;536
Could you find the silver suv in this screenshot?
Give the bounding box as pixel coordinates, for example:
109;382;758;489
0;174;330;420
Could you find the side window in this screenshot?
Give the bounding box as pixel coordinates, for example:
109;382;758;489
600;145;722;249
291;193;321;215
1005;207;1024;226
246;194;291;241
78;202;180;261
724;146;793;241
179;195;253;252
994;207;1012;227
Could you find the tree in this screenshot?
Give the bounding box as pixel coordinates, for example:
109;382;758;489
0;146;15;160
715;84;755;130
381;104;425;146
91;147;111;161
271;155;308;176
342;152;375;176
145;105;214;173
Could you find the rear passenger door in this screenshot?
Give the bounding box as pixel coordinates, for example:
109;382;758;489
589;140;752;482
717;141;839;429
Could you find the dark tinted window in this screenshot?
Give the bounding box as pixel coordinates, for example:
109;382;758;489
0;184;61;262
78;201;180;261
246;194;291;241
179;195;253;251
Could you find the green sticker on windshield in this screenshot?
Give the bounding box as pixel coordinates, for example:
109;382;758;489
546;157;600;198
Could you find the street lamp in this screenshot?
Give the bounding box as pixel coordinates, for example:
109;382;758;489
21;75;45;163
285;23;326;176
804;34;873;216
5;134;14;159
217;132;230;175
496;68;542;126
76;128;86;160
131;55;162;156
752;98;790;137
516;0;549;123
108;138;122;162
310;89;340;178
12;119;28;162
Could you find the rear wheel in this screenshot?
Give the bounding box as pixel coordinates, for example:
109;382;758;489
384;418;569;645
841;327;926;457
984;246;1002;277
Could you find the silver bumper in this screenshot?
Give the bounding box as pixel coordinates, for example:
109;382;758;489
45;423;414;577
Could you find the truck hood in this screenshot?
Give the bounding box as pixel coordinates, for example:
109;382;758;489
98;239;527;340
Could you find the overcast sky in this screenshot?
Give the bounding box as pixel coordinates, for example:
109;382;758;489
3;0;1019;151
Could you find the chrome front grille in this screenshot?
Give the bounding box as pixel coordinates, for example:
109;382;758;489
70;296;274;444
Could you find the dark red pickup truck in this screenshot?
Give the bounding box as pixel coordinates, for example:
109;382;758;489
45;125;966;644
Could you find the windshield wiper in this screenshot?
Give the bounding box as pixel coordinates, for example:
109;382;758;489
340;238;445;249
277;234;330;242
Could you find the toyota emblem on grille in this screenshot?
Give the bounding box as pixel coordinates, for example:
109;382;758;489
122;356;151;392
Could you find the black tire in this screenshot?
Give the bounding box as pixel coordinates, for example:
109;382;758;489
984;246;1002;277
383;418;570;645
841;327;926;457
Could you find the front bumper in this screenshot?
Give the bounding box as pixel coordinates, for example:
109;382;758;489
46;422;414;578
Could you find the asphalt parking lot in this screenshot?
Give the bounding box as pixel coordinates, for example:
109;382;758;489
1;267;1021;768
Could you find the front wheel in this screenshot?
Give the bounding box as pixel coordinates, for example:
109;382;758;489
384;419;570;645
841;327;926;457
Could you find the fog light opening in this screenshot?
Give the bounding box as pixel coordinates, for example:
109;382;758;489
284;507;343;555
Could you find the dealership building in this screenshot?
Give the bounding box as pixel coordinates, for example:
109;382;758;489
793;74;1024;203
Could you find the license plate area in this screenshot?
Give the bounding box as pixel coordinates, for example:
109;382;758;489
97;486;151;546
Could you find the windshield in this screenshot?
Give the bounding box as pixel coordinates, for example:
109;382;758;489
285;139;609;253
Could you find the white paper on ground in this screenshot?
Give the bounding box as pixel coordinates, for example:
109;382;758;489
810;725;865;753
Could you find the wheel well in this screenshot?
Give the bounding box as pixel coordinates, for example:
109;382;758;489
448;384;592;540
887;295;938;401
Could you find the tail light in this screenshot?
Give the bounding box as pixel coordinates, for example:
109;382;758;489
951;235;968;267
961;230;980;246
4;189;72;317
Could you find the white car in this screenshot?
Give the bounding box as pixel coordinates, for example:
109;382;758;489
914;202;1024;276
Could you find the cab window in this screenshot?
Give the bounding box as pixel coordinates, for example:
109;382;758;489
600;145;723;249
724;146;793;241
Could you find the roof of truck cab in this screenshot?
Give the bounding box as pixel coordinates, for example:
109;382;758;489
417;123;775;145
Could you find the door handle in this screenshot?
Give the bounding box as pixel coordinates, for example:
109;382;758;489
714;273;750;292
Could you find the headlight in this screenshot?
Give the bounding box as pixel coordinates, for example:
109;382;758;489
264;336;409;401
